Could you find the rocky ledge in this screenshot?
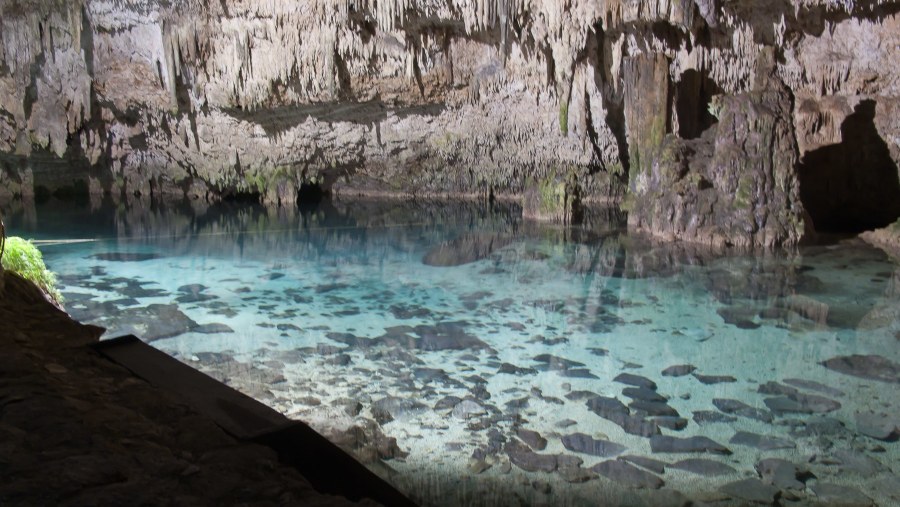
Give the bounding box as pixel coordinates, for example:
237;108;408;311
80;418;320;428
0;269;374;506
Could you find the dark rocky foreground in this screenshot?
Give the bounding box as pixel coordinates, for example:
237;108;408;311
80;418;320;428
0;270;376;506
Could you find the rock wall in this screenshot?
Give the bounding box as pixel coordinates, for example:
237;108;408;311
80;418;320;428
1;0;899;247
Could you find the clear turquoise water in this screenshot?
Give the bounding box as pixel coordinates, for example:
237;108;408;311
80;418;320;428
5;198;900;506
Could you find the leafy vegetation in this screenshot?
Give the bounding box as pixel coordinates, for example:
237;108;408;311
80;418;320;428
1;237;64;303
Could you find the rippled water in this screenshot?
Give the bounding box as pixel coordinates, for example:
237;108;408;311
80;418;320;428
5;197;900;506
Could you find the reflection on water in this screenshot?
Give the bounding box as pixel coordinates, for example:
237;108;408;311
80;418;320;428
5;197;900;506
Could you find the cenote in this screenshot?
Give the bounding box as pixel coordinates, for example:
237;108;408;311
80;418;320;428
5;197;900;506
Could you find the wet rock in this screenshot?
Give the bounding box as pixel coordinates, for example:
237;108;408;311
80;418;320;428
712;398;774;423
505;441;558;473
371;396;427;425
755;458;806;491
693;410;738;425
560;433;627;457
467;458;491;474
532;354;585;371
585;396;629;419
810;484;873;506
114;304;199;341
662;364;696;377
729;431;795;450
556;419;577;428
622;387;667;402
176;293;218;303
329;422;408;462
497;363;538;375
565;390;597;401
614;373;657;390
516;429;547;451
413;322;490;351
434;396;462;411
557;464;597;483
653;417;688;430
618;455;667;474
585;395;659;437
558;368;599;379
193;323;234;334
764;393;841;415
870;476;900;502
783;378;845;398
669;458;736;476
855;411;900;441
822;354;900;383
452;399;486;420
649;435;731;455
615;415;660;438
591;460;664;489
719;478;779;504
693;373;737;384
389;304;432;319
832;449;887;475
629;400;678;417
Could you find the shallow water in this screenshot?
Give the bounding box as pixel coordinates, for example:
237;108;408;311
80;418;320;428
5;197;900;506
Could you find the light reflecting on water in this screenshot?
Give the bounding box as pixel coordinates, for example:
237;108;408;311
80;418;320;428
5;197;900;506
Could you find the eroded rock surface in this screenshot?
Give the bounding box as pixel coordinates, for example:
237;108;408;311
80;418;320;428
1;1;898;247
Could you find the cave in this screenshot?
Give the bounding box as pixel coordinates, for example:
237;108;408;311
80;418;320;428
674;69;722;139
798;100;900;233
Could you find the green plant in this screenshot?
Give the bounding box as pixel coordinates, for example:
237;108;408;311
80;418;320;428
1;237;64;304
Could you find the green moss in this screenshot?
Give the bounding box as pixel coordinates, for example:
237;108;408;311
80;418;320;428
2;237;63;304
539;178;566;215
733;174;754;210
559;101;569;135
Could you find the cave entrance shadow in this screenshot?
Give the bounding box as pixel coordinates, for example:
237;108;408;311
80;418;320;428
798;99;900;233
675;69;722;139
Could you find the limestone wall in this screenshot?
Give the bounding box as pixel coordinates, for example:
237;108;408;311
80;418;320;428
1;0;899;247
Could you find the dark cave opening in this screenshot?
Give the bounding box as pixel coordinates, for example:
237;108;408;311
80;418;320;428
798;100;900;233
675;69;722;139
297;182;325;211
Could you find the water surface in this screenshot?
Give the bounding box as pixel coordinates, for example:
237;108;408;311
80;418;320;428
5;197;900;506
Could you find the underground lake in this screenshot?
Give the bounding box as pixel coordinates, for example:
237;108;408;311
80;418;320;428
4;196;899;506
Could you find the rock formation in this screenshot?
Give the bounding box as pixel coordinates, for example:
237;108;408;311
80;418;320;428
1;0;899;248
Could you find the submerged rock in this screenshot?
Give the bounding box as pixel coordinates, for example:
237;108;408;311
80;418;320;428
662;364;696;377
854;411;900;441
613;373;657;390
649;435;731;455
693;410;738;425
822;355;900;383
755;458;807;491
810;484;873;506
371;396;427;425
516;429;547;451
729;431;796;450
505;441;558;473
560;433;627;458
669;458;736;476
712;398;775;423
719;478;780;504
591;460;664;489
618;455;667;474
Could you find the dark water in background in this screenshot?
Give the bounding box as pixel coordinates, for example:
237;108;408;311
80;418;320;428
4;197;900;506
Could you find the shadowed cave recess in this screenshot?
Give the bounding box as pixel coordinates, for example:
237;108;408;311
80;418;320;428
3;1;900;507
